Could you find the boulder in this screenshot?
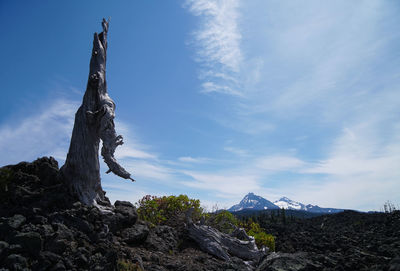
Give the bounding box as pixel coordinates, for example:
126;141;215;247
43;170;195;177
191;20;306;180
40;250;62;264
0;240;9;260
34;157;61;186
115;200;138;227
121;223;149;245
256;252;322;271
4;253;28;269
52;260;67;271
7;214;26;229
11;231;42;256
389;257;400;271
146;225;178;253
103;202;138;233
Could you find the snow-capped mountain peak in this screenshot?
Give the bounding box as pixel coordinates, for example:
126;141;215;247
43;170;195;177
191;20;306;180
228;193;279;212
273;197;306;210
228;194;345;214
240;193;260;205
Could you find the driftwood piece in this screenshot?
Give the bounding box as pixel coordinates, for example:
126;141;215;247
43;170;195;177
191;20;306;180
61;19;134;206
186;211;266;262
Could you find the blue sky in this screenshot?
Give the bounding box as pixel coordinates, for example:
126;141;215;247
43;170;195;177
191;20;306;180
1;1;399;211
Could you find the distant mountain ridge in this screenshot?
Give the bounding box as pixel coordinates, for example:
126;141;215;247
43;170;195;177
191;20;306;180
228;193;344;214
228;192;278;212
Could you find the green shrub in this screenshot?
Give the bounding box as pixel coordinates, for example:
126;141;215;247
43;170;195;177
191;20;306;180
136;195;276;251
241;220;275;251
137;194;203;226
206;210;239;234
117;259;143;271
0;167;12;191
207;211;275;251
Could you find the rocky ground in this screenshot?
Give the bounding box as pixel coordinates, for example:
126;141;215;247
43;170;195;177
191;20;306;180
257;207;400;270
0;157;399;271
0;157;254;270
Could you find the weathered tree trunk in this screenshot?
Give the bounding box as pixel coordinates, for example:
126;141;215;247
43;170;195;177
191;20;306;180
61;19;134;206
187;223;265;262
186;211;266;262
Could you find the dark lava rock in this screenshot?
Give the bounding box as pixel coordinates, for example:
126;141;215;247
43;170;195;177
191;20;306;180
52;261;66;271
1;158;232;270
7;215;26;230
145;225;178;252
390;257;400;271
0;240;9;260
4;253;28;269
39;250;62;264
255;209;400;270
11;232;42;256
8;157;60;187
256;252;321;271
115;200;138;227
45;238;69;255
34;157;61;187
121;223;149;245
102;202;139;234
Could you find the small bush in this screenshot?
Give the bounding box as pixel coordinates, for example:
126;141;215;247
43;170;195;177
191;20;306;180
136;195;276;251
0;167;13;192
207;211;276;251
206;210;239;234
382;201;397;213
240;220;275;252
137;194;203;226
117;259;143;271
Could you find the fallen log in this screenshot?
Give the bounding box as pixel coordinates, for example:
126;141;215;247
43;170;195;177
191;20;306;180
186;210;266;262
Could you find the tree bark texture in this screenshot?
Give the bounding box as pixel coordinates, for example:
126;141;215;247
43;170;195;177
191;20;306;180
61;19;134;206
187;222;265;262
186;211;266;262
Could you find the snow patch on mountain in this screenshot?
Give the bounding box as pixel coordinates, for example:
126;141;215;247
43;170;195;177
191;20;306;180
228;192;279;212
229;193;345;214
273;197;306;210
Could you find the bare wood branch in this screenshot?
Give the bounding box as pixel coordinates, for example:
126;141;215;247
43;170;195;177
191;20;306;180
186;209;265;262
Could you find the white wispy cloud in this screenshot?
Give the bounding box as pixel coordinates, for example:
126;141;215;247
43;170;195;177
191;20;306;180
181;170;260;197
223;146;248;157
114;121;157;160
181;0;400;211
176;119;400;210
115;147;156;160
185;0;242;95
246;1;395;121
124;160;174;181
178;156;210;163
299;122;400;210
0;95;169;185
256;155;306;172
0;99;78;165
2;94;397;211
